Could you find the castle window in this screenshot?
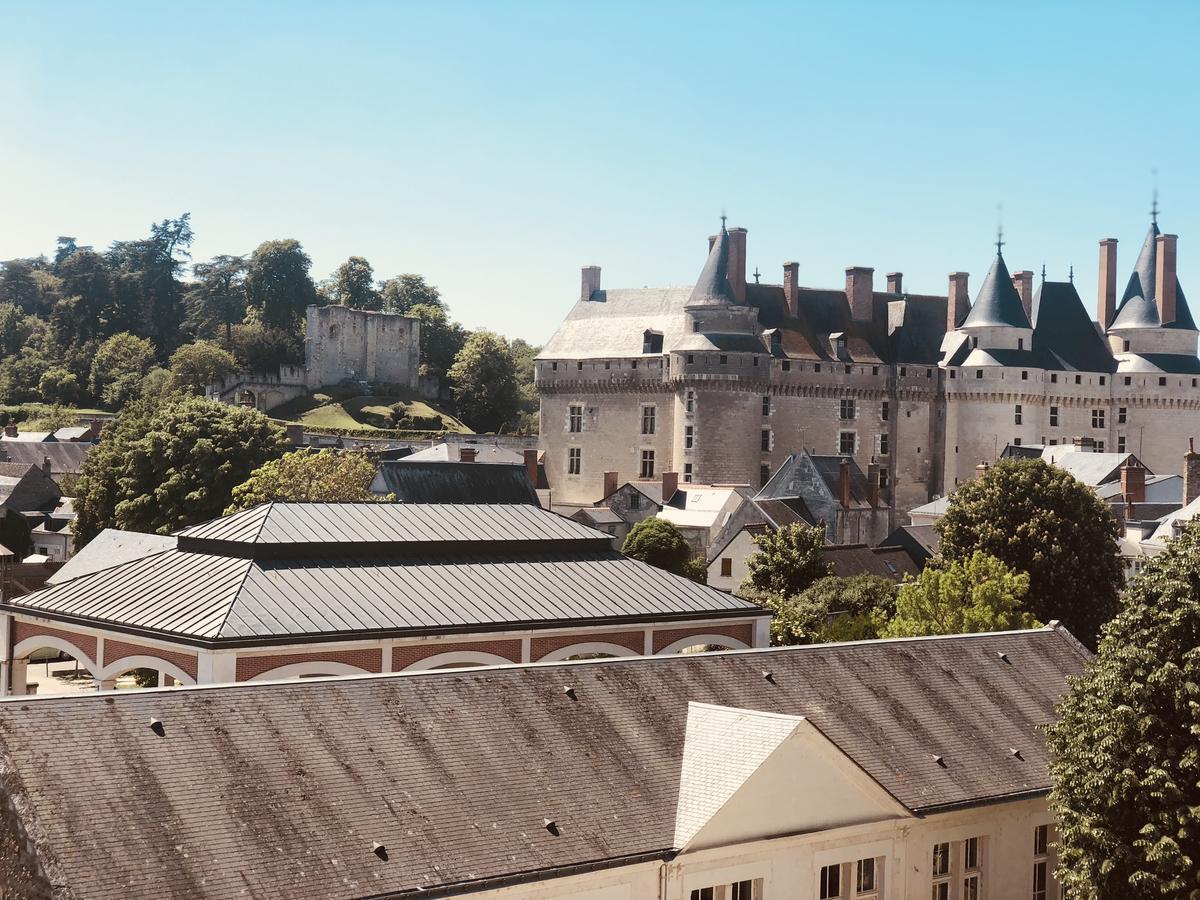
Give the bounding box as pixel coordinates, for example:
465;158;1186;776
840;399;856;420
845;364;852;374
720;558;732;577
1021;370;1028;381
1100;376;1106;385
1118;436;1126;453
879;467;889;489
1194;379;1198;388
1014;437;1022;446
642;331;663;354
1123;340;1131;352
926;368;932;378
761;429;771;452
640;405;656;435
685;425;694;450
759;464;770;487
567;447;581;475
881;401;890;421
782;361;791;372
1051;373;1058;383
1159;377;1167;386
1124;376;1132;386
1092;408;1105;429
878;433;889;456
632;360;637;369
975;370;983;379
1049;439;1057;445
1018;338;1024;350
1015;404;1023;425
950;369;956;379
577;361;583;371
900;367;907;376
814;363;822;373
754;356;759;367
685;390;695;413
640;450;655;479
605;361;610;369
1118;407;1127;424
552;362;558;371
872;366;879;376
719;354;728;365
1097;440;1105;452
1050;406;1059;426
687;354;695;364
972;337;979;349
838;431;856;455
684;463;693;483
569;405;583;433
1075;374;1082;385
629;493;641;510
762;395;770;416
693;321;700;332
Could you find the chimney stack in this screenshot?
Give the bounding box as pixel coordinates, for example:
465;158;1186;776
661;471;679;502
1156;234;1178;325
42;456;51;477
845;267;875;322
1185;440;1200;506
1120;459;1146;504
947;272;970;331
3;424;16;438
580;266;601;302
1098;238;1118;328
838;457;851;508
459;447;478;463
726;228;748;303
867;458;880;506
783;262;800;317
886;272;903;294
602;470;619;500
523;449;540;489
1012;270;1034;322
975;461;990;480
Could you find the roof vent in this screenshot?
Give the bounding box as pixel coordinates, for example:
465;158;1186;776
997;651;1010;663
562;686;577;701
1009;747;1024;760
149;718;166;737
933;754;946;768
543;819;560;836
372;841;389;861
761;670;775;683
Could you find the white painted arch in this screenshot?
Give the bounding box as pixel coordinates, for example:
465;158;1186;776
13;636;99;678
655;634;750;656
403;651;514;671
98;655;197;687
537;642;640;663
247;660;372;682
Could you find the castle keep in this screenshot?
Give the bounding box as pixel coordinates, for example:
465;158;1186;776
304;304;420;390
538;217;1200;525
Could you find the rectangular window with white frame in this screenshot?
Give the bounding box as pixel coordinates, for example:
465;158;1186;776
1049;406;1058;427
962;836;982;900
689;878;763;900
1032;823;1057;900
568;405;583;433
877;433;889;456
1118;406;1127;424
1015;404;1023;425
685;425;694;450
641;404;656;435
841;398;856;420
685;390;695;413
684;463;693;482
819;857;883;899
1092;408;1105;429
567;447;581;476
931;842;951;900
1118;435;1126;453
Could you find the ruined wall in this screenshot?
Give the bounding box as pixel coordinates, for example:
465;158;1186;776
304;305;420;391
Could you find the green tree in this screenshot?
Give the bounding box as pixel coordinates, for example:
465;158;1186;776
223;322;304;370
937;458;1122;647
323;256;380;310
622;517;693;574
380;273;442;313
168;340;237;394
0;303;33;354
447;330;520;432
740;522;829;599
509;338;541;433
244;239;317;330
754;574;897;646
407;302;467;377
185;254;247;342
1048;523;1200;896
106;214;193;352
227;449;387;511
882;551;1037;638
72;396;287;546
89;332;156;409
37;369;82;406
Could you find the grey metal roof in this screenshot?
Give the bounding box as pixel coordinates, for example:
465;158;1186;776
0;627;1089;900
12;504;762;643
372;461;539;505
176;502;599;547
686;225;736;306
961;252;1032;329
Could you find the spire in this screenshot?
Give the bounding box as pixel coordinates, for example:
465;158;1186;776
1109;221;1162;329
960;244;1031;329
687;221;736;307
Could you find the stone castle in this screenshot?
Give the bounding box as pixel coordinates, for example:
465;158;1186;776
537;215;1200;527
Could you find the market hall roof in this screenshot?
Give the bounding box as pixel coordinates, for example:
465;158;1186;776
0;625;1090;900
6;503;765;646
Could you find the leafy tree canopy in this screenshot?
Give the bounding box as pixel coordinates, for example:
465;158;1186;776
622;517;693;575
740;522;829;599
447;330;520;433
73;396;287;546
936;458;1122;647
245;239;317;330
380;273;442;313
882;551;1037;638
1048;522;1200;897
750;574;897;646
322;256;381;310
89;332;156;409
168;340;237;395
227;448;387;511
185;254;246;341
407;302;467;377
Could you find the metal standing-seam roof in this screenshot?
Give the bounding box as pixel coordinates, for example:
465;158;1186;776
0;626;1090;900
10;503;764;644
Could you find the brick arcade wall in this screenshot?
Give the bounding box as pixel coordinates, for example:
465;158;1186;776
236;647;384;681
530;630;644;660
652;622;754;654
13;622;97;662
103;639;198;679
389;640;522;670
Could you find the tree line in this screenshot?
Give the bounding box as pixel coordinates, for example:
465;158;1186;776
0;216;538;432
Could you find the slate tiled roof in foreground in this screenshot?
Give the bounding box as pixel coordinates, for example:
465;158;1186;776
0;626;1090;900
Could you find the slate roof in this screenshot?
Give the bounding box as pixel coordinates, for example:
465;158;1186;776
402;443;525;464
0;441;92;475
1031;281;1117;373
960;252;1032;329
0;626;1090;900
9;503;763;645
882;524;940;566
687;226;736;306
372;460;539;505
1111;221;1198;331
1040;447;1147;487
824;544;919;581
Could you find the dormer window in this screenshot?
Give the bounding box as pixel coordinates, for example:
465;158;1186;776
642;330;664;354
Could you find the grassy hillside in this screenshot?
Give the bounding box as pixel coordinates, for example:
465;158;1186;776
269;388;471;434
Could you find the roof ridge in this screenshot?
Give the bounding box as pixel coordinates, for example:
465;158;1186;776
213;556;258;640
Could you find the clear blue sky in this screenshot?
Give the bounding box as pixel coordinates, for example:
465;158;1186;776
1;1;1197;344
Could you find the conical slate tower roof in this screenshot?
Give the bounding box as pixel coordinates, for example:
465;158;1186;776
1111;220;1197;330
961;250;1031;329
687;224;736;306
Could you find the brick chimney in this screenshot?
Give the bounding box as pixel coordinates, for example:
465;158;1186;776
581;266;601;302
1012;270;1034;322
867;458;880;506
1156;234;1178;325
1098;238;1118;328
459;446;478;463
602;471;619;500
947;272;970;331
726;228;748;303
1185;440;1200;506
661;471;679;502
42;456;51;477
838;457;851;508
1120;459;1145;504
523;448;539;488
975;461;990;480
845;267;874;322
783;262;800;317
886;272;903;294
3;424;16;438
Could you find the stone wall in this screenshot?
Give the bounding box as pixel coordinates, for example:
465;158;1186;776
303;305;420;391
